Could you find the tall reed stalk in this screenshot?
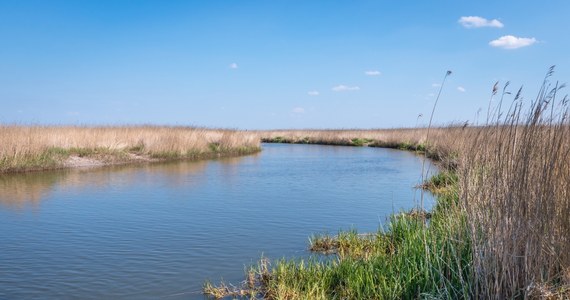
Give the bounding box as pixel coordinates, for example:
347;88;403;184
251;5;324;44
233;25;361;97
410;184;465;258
420;70;452;210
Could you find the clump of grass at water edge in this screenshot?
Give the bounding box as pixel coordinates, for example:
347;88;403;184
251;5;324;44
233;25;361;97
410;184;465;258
205;174;469;299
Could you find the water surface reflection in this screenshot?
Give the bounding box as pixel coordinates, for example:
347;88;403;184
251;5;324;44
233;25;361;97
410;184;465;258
0;144;435;299
0;155;257;210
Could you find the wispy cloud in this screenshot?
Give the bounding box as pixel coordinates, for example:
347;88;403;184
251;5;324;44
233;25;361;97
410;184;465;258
457;86;466;92
332;85;360;92
489;35;537;49
307;90;319;96
229;62;238;69
424;93;436;100
459;16;504;28
432;83;441;88
365;70;381;76
292;107;305;114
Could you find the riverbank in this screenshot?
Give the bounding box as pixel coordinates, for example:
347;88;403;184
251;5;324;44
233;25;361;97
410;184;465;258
0;126;261;173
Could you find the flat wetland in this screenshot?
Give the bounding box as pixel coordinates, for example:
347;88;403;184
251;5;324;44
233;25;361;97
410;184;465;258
1;78;569;299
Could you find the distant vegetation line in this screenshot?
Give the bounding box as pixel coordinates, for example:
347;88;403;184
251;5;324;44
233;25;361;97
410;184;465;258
0;126;261;173
257;128;456;168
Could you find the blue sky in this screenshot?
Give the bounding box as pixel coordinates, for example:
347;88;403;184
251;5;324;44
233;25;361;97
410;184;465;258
1;1;569;129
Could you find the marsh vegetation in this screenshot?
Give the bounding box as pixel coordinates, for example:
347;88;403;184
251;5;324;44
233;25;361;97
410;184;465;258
206;72;570;299
0;126;260;173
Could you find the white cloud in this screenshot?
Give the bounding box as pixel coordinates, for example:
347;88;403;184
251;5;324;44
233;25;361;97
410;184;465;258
457;86;466;92
332;85;360;92
459;16;504;28
292;107;305;114
365;70;381;76
229;63;238;69
489;35;537;49
432;83;441;87
307;90;319;96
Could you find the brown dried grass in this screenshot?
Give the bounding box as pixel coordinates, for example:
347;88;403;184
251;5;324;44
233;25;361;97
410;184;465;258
0;126;260;173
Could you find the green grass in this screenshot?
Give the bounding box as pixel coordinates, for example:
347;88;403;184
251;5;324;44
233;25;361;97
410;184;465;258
149;150;183;159
369;141;428;153
0;147;69;172
150;145;261;160
350;138;373;146
273;136;286;143
422;170;458;194
263;196;470;299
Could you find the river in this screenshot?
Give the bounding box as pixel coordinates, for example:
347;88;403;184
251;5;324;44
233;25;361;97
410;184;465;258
0;143;437;299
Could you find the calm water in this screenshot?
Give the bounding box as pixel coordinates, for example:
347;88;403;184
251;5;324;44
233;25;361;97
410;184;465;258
0;144;437;299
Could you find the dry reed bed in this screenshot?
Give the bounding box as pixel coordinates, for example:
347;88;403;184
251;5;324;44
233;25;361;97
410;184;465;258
461;123;570;296
0;126;260;173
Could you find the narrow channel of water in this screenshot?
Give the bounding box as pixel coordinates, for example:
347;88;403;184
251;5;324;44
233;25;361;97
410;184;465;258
0;143;437;299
